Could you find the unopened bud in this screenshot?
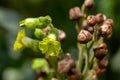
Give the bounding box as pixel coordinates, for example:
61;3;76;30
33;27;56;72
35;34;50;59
98;58;109;69
87;15;96;26
34;28;45;40
95;67;106;75
58;30;66;42
69;6;83;20
103;19;114;26
99;24;112;39
96;13;106;23
77;29;93;43
84;0;94;9
93;43;108;60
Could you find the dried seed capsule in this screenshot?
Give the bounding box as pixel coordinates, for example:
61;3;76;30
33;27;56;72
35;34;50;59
93;43;108;60
99;24;112;39
82;20;94;34
69;6;83;20
99;43;107;49
77;29;93;43
58;30;66;42
97;58;109;69
87;15;97;26
84;0;94;9
67;68;81;80
103;19;114;26
57;53;75;74
95;66;106;75
96;13;106;23
83;26;94;34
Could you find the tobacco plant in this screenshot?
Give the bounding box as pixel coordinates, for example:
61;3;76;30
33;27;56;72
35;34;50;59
13;0;113;80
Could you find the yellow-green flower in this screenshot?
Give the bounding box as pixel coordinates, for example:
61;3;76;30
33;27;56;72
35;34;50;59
13;29;26;51
39;38;61;56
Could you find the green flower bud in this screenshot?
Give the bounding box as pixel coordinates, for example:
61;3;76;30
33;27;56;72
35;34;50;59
32;58;49;73
20;18;39;29
21;37;39;52
20;16;52;29
38;16;52;29
34;28;45;40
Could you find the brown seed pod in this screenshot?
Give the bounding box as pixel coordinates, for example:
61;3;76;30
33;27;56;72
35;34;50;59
99;24;112;39
67;68;81;80
95;66;106;75
82;20;94;34
84;0;94;9
57;53;75;74
69;6;83;20
87;15;97;26
58;30;66;42
97;58;109;69
103;19;114;26
96;13;106;23
93;43;108;60
77;29;93;43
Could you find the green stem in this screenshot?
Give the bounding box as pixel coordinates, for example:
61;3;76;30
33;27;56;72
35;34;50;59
77;43;85;71
49;56;62;80
82;44;89;76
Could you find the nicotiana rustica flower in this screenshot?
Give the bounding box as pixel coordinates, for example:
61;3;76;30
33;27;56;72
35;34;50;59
39;38;61;56
13;29;26;51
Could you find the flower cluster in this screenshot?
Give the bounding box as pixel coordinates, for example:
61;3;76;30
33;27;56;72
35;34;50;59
13;16;66;56
13;0;113;80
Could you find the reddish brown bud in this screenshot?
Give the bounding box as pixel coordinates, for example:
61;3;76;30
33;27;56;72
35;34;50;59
99;43;107;49
82;20;94;33
58;30;66;42
93;43;108;60
99;24;112;39
57;53;75;74
77;29;93;43
103;19;114;26
42;26;51;35
95;67;106;75
67;68;81;80
98;58;109;69
69;6;83;20
96;13;106;23
84;0;94;9
87;15;96;26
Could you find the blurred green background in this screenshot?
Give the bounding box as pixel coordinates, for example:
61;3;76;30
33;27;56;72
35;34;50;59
0;0;120;80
